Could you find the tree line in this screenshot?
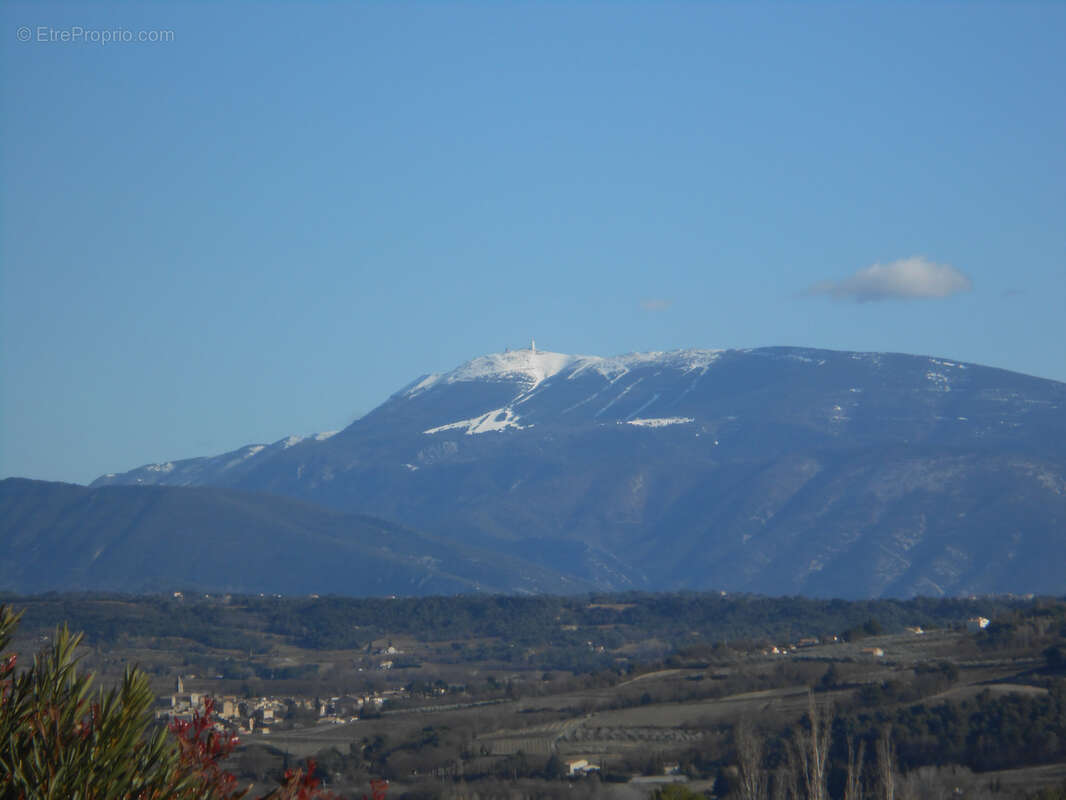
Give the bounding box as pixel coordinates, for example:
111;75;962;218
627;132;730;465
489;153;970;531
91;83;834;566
2;591;1036;656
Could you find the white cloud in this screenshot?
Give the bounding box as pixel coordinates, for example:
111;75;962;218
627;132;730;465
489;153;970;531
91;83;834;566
806;257;972;302
640;298;673;312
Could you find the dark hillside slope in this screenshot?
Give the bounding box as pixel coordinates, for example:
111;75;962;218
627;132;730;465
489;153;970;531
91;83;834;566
0;479;583;595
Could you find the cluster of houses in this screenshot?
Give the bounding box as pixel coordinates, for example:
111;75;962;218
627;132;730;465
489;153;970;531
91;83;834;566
157;675;396;735
760;634;838;656
756;618;990;659
374;644;403;671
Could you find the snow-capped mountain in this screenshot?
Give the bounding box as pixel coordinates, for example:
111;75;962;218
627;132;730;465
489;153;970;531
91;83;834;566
91;346;1066;598
93;430;339;489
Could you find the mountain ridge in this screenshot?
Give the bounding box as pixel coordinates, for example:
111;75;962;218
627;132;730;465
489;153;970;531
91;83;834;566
92;345;1066;487
71;345;1066;597
0;477;587;595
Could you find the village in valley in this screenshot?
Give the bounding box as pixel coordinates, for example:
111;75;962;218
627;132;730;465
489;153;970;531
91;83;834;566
5;588;1062;798
122;594;1044;794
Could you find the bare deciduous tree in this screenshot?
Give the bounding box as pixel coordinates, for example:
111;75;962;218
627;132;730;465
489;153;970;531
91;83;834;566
877;726;897;800
735;717;767;800
792;691;831;800
844;735;866;800
784;740;802;800
770;768;791;800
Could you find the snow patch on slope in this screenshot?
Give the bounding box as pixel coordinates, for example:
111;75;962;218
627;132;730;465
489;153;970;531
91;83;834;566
570;349;724;382
930;358;966;370
407;350;579;397
926;372;951;392
280;431;338;449
415;347;725;432
595;379;643;418
625;393;661;420
424;407;527;435
624;417;694;428
222;444;266;471
407;348;725;397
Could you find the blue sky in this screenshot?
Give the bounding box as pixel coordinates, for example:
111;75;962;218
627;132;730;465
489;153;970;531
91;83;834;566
2;2;1064;485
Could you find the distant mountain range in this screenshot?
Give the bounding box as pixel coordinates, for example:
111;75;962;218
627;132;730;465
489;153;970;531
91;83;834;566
7;346;1066;598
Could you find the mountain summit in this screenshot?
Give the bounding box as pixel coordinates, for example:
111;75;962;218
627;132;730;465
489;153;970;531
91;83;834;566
91;346;1066;598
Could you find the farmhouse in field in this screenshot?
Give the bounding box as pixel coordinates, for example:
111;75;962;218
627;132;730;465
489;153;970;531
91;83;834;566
566;759;599;776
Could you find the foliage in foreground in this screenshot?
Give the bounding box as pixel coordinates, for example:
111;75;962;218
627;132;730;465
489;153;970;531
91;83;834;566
0;604;335;799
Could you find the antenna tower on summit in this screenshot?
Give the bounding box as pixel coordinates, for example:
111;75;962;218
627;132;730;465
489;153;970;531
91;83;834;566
531;337;536;354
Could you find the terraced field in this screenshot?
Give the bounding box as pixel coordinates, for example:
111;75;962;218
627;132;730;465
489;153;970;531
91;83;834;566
477;718;585;756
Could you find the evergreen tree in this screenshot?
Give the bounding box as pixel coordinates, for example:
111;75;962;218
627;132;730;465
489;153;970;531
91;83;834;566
0;605;334;799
